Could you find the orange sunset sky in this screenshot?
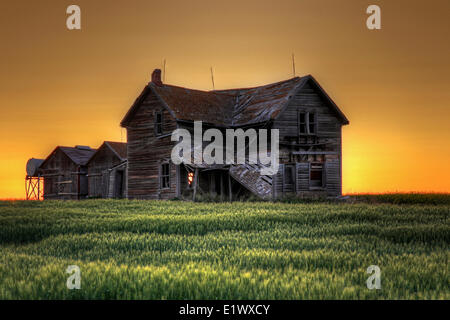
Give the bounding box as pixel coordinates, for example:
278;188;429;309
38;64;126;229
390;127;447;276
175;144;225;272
1;0;449;198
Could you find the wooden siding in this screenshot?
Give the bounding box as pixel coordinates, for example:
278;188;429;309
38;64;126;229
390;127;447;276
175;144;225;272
272;164;284;199
272;79;343;197
296;162;310;192
39;149;83;200
325;160;341;196
273;81;341;148
87;144;126;198
107;163;127;198
125;91;177;199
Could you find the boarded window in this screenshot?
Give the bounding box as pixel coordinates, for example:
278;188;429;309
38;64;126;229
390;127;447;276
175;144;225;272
160;163;170;189
298;112;317;135
310;163;324;188
296;162;310;192
155;111;163;135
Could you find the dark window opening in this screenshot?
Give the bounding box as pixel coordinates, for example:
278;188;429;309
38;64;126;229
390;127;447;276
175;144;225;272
284;166;295;185
155;111;163;135
299;111;317;135
160;163;170;189
299;112;307;134
310;163;323;188
309;113;317;134
214;173;222;195
114;170;124;198
283;165;296;193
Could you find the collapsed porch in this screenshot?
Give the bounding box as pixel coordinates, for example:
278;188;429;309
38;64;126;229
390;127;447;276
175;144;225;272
177;158;340;201
178;162;272;201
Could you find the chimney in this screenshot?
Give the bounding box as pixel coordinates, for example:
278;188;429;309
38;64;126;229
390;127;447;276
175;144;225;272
75;145;91;150
151;69;162;86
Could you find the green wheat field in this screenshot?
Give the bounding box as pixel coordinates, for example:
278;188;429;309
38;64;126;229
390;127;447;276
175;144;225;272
0;194;449;299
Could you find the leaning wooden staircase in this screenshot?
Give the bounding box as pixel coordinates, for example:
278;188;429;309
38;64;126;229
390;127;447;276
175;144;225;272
229;163;273;200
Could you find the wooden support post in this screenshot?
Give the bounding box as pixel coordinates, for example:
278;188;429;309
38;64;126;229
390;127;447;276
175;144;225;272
209;174;214;195
37;176;40;200
192;168;199;201
220;173;224;201
25;177;29;200
176;165;180;198
228;173;232;202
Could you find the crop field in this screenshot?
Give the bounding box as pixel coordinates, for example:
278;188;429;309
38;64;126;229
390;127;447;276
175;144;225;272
0;195;449;299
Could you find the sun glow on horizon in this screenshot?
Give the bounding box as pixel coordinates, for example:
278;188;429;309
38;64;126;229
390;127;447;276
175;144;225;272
1;0;449;198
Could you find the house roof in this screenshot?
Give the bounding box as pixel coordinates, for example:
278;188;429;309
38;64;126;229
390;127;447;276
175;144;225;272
41;146;97;168
217;77;307;126
120;74;349;127
59;146;96;165
151;84;236;126
86;141;127;165
104;141;127;161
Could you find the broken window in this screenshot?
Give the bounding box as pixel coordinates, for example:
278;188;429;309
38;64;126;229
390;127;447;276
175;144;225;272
155;111;163;135
309;112;317;134
299;112;307;134
310;163;324;188
160;163;170;189
298;111;317;135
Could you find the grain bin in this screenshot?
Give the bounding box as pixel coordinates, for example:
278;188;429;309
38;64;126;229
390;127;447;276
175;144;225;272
26;158;44;177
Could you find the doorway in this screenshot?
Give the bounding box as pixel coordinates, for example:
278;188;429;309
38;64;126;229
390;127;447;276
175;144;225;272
114;170;124;198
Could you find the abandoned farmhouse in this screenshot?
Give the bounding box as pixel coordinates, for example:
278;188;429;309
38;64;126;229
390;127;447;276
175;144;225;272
27;69;349;201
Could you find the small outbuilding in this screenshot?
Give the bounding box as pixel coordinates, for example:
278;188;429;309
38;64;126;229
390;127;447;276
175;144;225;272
87;141;127;198
38;145;96;200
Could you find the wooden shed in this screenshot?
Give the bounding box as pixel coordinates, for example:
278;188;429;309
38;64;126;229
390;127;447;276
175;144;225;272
38;145;96;200
120;69;349;201
87;141;127;198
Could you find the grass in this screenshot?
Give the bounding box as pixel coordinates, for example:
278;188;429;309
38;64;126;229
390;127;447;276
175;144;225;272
0;195;448;299
348;193;450;205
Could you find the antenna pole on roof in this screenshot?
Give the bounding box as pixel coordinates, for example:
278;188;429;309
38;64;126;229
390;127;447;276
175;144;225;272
292;53;296;77
210;67;215;90
163;59;166;83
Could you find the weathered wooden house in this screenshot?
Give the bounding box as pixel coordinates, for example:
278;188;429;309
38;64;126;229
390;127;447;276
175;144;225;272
120;69;349;200
87;141;127;198
38;145;96;200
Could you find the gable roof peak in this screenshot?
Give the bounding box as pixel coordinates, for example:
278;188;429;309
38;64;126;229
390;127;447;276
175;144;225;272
40;145;97;169
104;141;127;160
